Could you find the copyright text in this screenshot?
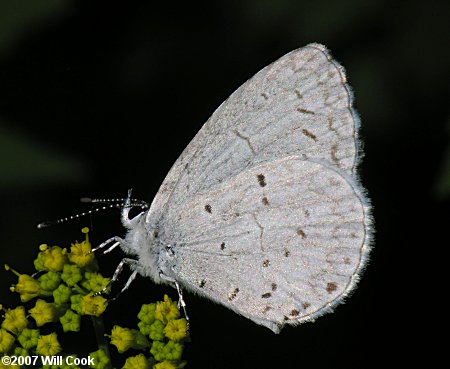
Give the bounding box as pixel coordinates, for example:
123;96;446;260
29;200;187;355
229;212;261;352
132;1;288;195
1;355;95;366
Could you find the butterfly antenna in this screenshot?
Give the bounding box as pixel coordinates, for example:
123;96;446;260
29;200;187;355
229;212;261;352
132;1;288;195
37;194;149;229
81;197;148;207
37;204;121;229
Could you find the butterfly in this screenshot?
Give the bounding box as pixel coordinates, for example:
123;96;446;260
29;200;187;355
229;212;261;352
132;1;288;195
50;43;373;333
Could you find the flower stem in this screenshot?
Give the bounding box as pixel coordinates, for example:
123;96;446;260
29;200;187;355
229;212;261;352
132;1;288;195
91;315;113;369
4;264;20;277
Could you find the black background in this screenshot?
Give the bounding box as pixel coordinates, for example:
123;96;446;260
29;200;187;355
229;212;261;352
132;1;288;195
0;1;448;368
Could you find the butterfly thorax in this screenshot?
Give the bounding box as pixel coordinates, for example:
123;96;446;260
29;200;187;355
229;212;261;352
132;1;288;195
121;212;165;284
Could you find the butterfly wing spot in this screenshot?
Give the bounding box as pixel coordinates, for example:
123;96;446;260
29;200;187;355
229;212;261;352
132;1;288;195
301;129;317;142
204;204;212;213
297;107;315;115
262;292;272;299
343;257;351;264
328;177;341;187
290;309;300;317
304;209;310;217
262;196;269;205
296;228;306;239
302;302;311;310
271;283;277;291
327;115;337;133
199;279;206;288
261;92;269;100
330;144;340;166
326;282;338;293
284;249;291;257
262;259;270;267
262;305;272;314
257;174;267;187
220;242;225;250
228;288;240;301
294;89;303;99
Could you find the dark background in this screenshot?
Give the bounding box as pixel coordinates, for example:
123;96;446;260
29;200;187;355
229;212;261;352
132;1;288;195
0;0;448;368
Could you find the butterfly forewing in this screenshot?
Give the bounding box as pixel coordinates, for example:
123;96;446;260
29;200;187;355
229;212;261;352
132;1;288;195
146;44;360;227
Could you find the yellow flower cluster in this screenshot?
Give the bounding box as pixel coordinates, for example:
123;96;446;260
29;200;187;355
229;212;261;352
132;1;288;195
1;228;103;361
111;295;188;368
1;227;189;368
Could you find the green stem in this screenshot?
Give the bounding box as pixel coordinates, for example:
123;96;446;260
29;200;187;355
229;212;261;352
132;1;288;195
91;315;113;369
4;264;21;277
73;283;87;294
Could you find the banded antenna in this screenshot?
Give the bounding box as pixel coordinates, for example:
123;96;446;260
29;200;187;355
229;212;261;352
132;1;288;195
37;193;149;229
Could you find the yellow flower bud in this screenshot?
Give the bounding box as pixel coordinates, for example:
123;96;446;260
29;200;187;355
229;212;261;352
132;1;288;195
155;295;180;323
68;228;94;267
0;329;15;354
35;333;61;356
122;353;151;369
14;274;40;302
1;306;28;334
41;246;67;272
110;326;135;354
153;361;177;369
164;319;188;341
29;299;57;327
80;293;107;317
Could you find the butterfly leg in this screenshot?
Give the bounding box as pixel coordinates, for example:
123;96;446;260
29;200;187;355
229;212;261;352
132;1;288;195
109;270;138;301
174;280;189;324
160;274;190;327
90;236;123;254
94;258;139;296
